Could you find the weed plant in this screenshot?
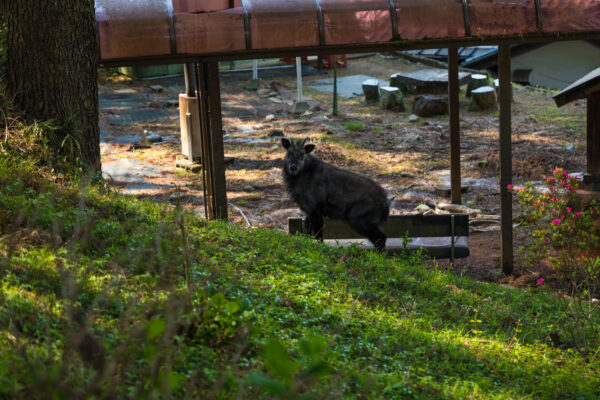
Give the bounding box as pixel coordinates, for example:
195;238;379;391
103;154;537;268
1;109;600;398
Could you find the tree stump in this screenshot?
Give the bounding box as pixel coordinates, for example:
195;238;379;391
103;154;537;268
379;86;405;110
362;79;380;103
469;86;497;111
467;74;489;97
412;95;448;117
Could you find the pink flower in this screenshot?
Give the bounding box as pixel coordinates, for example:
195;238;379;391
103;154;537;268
507;184;513;190
537;278;545;286
567;207;572;212
553;168;561;175
544;238;550;243
552;219;561;225
574;212;582;217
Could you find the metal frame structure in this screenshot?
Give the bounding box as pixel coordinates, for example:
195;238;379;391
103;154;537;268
96;0;600;275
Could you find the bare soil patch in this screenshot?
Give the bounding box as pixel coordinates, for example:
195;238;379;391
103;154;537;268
99;55;588;285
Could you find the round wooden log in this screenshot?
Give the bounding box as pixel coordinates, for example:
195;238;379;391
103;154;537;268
379;86;405;110
469;86;497;111
362;79;380;103
466;74;489;97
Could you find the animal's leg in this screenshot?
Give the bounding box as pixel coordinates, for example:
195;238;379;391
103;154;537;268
308;213;324;241
348;217;387;252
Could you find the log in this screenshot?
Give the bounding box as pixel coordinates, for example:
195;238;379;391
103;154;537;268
379;86;405;110
467;73;489;97
362;79;380;103
469;86;497;111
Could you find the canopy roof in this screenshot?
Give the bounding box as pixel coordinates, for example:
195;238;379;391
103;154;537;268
96;0;600;65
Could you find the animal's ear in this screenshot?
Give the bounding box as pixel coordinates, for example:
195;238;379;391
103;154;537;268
304;144;315;154
282;138;291;149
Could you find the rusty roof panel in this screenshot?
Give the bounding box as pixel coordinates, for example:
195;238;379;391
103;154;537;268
96;0;600;63
468;0;538;36
395;0;465;39
172;0;240;13
320;0;393;45
247;0;320;49
175;9;246;55
541;0;600;32
96;0;172;60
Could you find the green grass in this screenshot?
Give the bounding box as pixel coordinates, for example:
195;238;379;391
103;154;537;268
1;122;600;399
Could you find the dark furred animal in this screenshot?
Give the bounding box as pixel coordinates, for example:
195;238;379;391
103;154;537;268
282;137;389;251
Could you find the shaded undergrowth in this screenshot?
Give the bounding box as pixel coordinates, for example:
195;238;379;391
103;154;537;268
1;113;600;399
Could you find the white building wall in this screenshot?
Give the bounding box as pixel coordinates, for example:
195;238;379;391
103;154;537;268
512;41;600;89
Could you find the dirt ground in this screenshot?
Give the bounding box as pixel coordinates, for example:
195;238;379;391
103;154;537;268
98;54;589;286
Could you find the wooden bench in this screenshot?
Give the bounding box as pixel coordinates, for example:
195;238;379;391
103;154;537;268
289;214;469;261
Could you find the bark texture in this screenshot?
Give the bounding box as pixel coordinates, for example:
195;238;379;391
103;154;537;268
3;0;100;171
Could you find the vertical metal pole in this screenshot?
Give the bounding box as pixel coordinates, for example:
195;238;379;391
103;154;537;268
193;63;211;219
448;47;462;205
296;57;303;103
206;61;229;220
587;92;600;177
498;45;513;275
333;56;338;116
185;113;194;165
252;59;258;80
184;63;197;97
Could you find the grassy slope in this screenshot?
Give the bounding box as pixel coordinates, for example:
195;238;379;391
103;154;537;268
1;153;599;399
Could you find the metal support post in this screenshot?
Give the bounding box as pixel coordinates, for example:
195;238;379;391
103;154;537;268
498;45;513;275
448;47;462;205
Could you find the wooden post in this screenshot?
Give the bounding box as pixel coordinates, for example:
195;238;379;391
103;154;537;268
448;47;462;205
587;91;600;177
195;62;215;219
498;45;513;275
205;61;228;220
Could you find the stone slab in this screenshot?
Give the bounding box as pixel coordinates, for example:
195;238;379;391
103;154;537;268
309;75;388;98
391;68;471;94
105;109;171;125
102;158;163;184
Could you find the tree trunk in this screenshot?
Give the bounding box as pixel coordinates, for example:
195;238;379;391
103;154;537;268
2;0;100;171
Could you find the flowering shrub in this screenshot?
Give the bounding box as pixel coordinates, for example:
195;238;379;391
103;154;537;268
511;168;600;291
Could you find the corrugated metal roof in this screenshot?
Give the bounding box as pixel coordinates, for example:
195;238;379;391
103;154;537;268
96;0;600;64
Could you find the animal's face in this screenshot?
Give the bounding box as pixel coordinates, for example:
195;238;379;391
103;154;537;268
282;138;315;175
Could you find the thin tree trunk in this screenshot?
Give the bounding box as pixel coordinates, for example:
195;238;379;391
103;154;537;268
3;0;100;171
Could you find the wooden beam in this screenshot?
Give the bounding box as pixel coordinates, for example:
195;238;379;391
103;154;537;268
206;61;229;220
448;47;462;205
498;44;513;275
99;31;600;68
288;214;469;239
588;91;600;177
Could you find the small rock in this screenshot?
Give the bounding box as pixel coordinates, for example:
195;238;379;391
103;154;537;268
437;203;481;217
289;101;310;116
425;200;436;209
264;114;276;122
243;185;256;193
149;85;164;93
164;99;179;108
269;129;285;137
412;95;448;117
565;145;575;152
415;204;431;213
409;114;419;122
169;192;186;201
147;132;163;143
